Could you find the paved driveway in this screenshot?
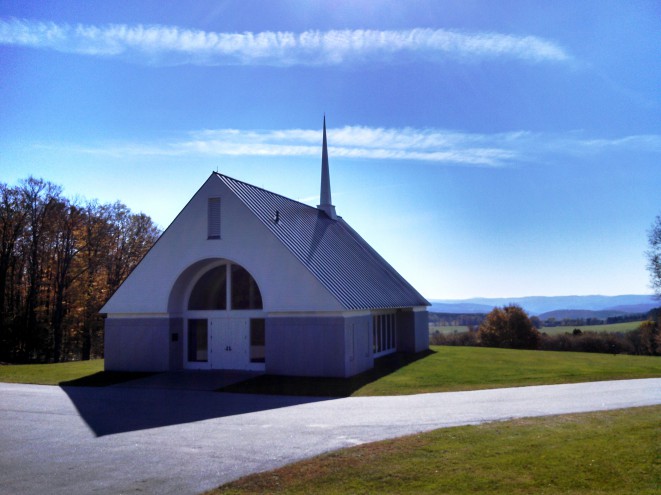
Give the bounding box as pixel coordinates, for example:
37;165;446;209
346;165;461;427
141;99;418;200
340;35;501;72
1;378;660;495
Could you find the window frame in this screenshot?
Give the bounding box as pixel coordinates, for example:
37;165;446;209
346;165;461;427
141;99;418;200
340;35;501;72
373;311;397;358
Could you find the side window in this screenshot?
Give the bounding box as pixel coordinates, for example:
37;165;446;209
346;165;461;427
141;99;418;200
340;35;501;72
187;319;208;362
208;197;221;239
250;319;266;363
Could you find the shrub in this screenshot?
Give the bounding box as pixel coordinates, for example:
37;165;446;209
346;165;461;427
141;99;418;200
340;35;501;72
430;330;479;347
627;320;660;355
478;305;540;350
540;331;635;355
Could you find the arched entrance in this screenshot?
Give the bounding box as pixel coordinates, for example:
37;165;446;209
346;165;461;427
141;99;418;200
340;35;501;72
183;260;265;371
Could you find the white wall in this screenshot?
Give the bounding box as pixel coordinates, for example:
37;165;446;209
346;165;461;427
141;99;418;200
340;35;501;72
344;314;374;377
104;318;170;371
266;316;346;377
102;174;342;316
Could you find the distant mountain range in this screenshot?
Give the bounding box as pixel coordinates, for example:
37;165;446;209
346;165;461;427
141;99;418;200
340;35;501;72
429;295;659;316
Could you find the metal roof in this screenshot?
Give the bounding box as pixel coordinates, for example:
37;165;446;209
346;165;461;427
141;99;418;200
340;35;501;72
216;173;430;311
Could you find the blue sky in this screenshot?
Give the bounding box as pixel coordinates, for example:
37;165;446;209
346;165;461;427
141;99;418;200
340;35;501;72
1;0;660;299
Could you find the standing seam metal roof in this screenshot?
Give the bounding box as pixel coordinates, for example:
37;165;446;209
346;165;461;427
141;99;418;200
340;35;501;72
216;173;429;311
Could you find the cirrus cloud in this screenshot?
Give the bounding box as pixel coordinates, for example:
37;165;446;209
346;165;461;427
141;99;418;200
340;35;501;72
0;17;570;66
49;126;661;169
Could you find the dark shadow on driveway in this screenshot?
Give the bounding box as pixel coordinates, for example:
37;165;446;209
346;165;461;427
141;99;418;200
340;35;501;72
221;350;436;397
61;377;331;437
60;371;156;387
61;351;434;437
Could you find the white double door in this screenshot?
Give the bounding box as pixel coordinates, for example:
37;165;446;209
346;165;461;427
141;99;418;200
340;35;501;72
209;318;249;370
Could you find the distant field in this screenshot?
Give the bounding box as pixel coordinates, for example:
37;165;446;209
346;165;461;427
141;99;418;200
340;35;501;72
541;321;644;336
430;321;645;336
429;325;469;334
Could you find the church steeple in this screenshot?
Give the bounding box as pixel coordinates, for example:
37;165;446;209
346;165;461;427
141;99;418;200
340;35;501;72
318;115;337;220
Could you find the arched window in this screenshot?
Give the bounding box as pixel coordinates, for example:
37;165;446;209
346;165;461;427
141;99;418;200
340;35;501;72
231;264;263;310
187;263;263;311
188;265;227;310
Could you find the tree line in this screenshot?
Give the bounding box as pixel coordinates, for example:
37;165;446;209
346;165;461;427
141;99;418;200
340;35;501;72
431;311;650;329
0;177;161;364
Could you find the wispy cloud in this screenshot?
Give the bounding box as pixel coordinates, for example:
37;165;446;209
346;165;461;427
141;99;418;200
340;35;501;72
46;126;661;168
179;127;521;166
0;18;570;66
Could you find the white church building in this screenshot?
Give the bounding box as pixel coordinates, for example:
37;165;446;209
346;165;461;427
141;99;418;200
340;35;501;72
101;119;429;378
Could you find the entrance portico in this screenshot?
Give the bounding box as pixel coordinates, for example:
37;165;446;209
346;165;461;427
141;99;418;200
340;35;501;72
183;260;265;372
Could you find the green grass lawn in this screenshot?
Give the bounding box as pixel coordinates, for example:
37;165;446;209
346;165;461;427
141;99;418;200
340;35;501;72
223;346;661;397
541;320;644;335
356;346;661;396
3;346;661;394
210;405;661;495
0;359;104;384
0;359;153;386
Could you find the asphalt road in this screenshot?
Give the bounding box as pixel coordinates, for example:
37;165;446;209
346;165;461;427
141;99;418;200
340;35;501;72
1;378;660;495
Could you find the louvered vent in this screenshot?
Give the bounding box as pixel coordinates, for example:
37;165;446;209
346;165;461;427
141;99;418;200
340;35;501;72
207;197;221;239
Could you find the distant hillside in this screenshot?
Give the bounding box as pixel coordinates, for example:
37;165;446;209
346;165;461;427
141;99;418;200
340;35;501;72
429;294;658;316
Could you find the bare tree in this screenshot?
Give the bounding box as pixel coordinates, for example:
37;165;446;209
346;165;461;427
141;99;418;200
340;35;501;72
0;184;27;360
647;213;661;298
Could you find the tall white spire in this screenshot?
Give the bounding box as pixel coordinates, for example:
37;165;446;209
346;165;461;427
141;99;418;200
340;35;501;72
318;115;337;219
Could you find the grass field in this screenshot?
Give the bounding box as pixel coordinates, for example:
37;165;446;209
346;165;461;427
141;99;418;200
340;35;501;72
0;359;154;386
210;405;661;495
3;347;661;395
0;359;104;384
222;346;661;396
541;320;644;335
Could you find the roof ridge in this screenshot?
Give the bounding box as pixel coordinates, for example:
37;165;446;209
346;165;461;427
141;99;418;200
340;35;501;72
214;172;319;212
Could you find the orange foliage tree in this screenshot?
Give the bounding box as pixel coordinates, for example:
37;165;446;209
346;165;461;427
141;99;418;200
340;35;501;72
478;304;540;350
0;177;161;363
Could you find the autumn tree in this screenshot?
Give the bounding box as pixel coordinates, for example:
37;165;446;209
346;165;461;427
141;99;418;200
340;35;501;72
0;177;160;363
478;304;540;350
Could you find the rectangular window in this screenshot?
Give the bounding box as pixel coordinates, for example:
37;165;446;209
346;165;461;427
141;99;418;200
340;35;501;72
373;312;397;358
208;197;221;239
250;319;266;363
187;319;208;362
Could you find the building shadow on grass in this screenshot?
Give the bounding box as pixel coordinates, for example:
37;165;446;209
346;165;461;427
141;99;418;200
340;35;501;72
60;371;331;437
220;349;436;397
